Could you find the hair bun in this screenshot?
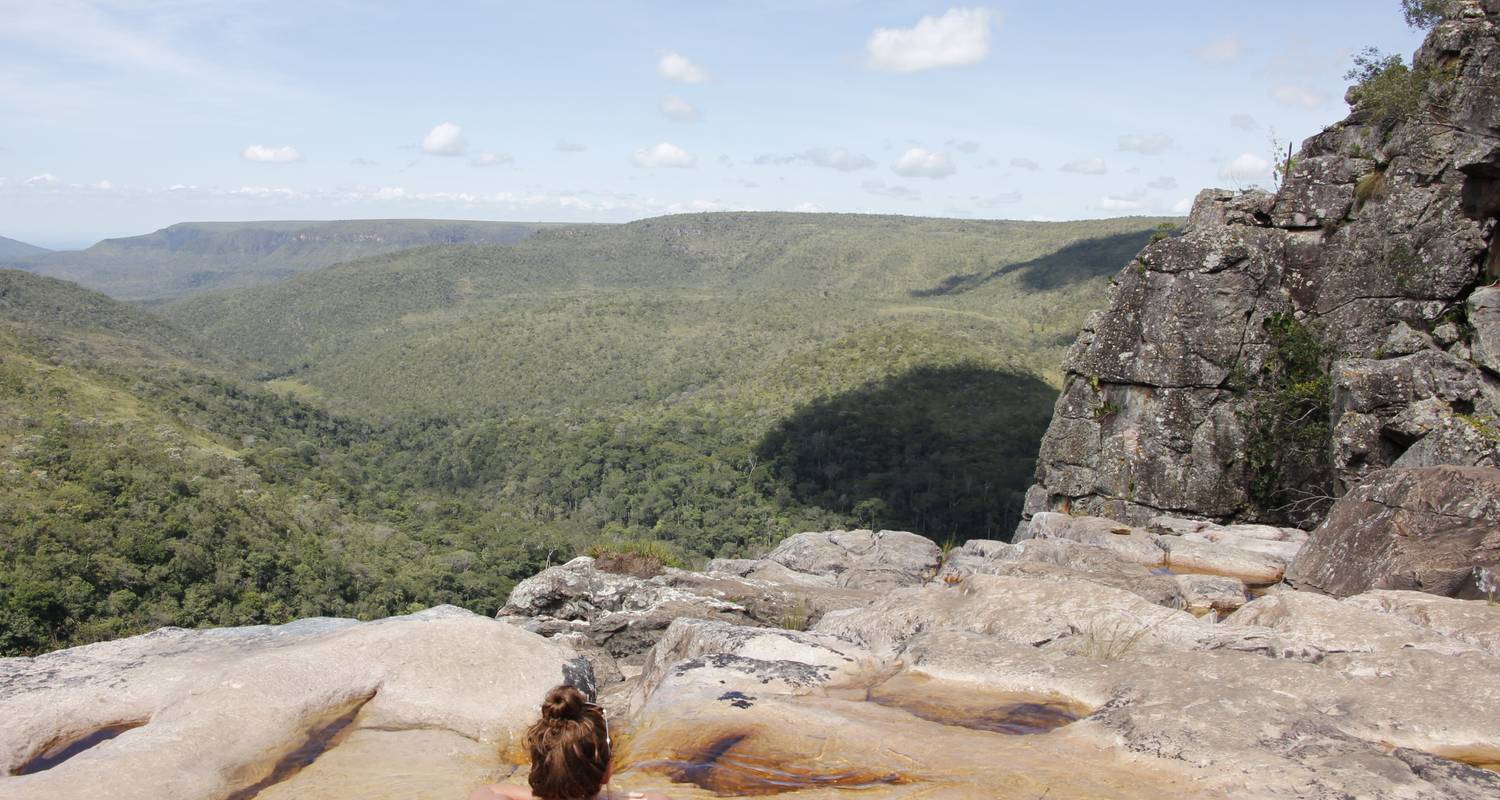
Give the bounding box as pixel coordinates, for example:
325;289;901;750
540;685;587;722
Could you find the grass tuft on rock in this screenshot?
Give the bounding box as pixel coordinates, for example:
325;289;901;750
586;539;685;577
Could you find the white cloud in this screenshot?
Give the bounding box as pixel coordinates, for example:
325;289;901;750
658;51;708;83
631;142;696;168
241;145;302;164
422;122;467;156
1117;133;1174;155
792;202;822;213
972;191;1022;207
891;147;955;179
555;141;587;153
24;173;60;186
947;139;981;154
1060;157;1108;175
1172;197;1194;214
1270;85;1328;109
1148;175;1179;191
658;95;699;122
1230;113;1259;131
863;181;921;200
471;152;512;167
1191;36;1244;63
756;147;874;172
864;8;995;73
351;157;379;167
1010;157;1040;171
1219;152;1272;180
1100;195;1144;211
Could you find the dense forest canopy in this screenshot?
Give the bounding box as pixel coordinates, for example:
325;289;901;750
1;212;1170;655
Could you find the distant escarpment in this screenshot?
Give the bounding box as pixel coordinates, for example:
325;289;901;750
1027;1;1500;529
6;219;547;301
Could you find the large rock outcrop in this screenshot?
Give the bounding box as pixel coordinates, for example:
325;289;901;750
598;531;1500;799
1026;1;1500;528
5;524;1499;799
496;529;939;675
1285;465;1500;597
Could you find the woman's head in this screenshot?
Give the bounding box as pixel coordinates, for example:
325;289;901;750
525;685;611;800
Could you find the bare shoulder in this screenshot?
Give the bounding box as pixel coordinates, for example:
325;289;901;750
611;791;671;800
469;784;533;800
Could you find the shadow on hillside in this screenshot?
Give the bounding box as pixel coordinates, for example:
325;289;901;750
756;365;1057;544
911;230;1156;298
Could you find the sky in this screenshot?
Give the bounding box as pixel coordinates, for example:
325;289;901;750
0;1;1428;249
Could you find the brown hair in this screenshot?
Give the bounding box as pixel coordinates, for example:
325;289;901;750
525;685;611;800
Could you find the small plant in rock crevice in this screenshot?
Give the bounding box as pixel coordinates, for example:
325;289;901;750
778;598;811;631
1354;168;1390;211
1076;614;1160;661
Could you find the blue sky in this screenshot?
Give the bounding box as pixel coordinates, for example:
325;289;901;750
0;1;1425;248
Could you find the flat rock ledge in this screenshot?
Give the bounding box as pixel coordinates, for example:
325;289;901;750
4;522;1499;800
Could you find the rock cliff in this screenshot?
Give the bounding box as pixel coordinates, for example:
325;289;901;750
1026;0;1500;528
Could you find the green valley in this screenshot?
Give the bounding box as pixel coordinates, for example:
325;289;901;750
2;212;1172;655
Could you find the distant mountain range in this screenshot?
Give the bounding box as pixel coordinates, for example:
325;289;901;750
0;235;50;259
0;219;554;302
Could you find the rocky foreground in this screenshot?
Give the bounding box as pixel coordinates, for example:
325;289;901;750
3;465;1499;799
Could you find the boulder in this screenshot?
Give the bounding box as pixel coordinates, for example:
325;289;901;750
1020;512;1166;566
1223;590;1486;656
0;606;581;800
497;532;929;664
1285;466;1500;597
1157;535;1288;584
1149;515;1308;562
1171;573;1251;615
757;529;943;590
1469;285;1500;375
939;537;1187;610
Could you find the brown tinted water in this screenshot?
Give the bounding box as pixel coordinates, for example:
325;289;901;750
630;734;907;796
224;693;373;800
14;721;146;775
862;671;1088;735
619;672;1099;796
1429;745;1500;774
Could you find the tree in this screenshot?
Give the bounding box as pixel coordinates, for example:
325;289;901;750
1401;0;1451;29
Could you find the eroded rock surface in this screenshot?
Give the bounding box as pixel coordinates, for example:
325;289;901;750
0;606;583;800
498;529;935;666
604;531;1500;799
4;518;1499;799
1285;465;1500;597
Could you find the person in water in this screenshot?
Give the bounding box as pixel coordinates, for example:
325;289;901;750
471;685;668;800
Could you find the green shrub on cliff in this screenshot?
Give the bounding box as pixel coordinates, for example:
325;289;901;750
1243;314;1334;522
1345;48;1430;127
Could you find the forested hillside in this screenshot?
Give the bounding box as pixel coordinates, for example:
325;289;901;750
4;219;552;301
0;270;568;655
169;212;1169;552
170;213;1166;416
2;212;1172;655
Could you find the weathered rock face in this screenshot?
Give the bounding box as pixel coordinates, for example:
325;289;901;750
1285;465;1500;597
1026;3;1500;528
603;534;1500;799
5;523;1499;800
496;529;936;668
0;606;584;800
